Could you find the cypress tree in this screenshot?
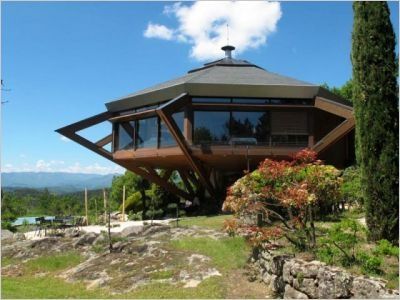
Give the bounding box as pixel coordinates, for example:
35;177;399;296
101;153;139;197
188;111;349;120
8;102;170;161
351;2;399;242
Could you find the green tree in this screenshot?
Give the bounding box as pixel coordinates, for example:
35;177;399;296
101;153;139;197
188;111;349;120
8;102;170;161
321;79;354;102
351;2;399;242
110;171;150;219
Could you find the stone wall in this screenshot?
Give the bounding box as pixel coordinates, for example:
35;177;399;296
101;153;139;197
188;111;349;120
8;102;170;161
252;250;399;299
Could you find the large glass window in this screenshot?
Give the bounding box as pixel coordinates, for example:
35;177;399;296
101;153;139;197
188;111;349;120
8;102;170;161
230;111;270;144
194;111;230;144
117;122;134;150
136;117;158;149
159;112;184;147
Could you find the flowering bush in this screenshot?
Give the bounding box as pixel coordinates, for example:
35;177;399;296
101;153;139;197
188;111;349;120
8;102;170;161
222;149;342;250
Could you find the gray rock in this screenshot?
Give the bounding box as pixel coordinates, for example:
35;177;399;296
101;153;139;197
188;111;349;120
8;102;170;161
284;285;309;299
270;274;285;294
293;278;318;299
73;232;98;247
120;225;143;238
13;232;26;241
282;261;294;284
351;277;388;299
1;230;14;240
318;268;352;298
93;234;107;245
64;228;80;238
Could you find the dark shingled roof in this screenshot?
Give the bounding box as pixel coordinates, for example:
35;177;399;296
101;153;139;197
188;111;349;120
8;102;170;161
105;50;351;112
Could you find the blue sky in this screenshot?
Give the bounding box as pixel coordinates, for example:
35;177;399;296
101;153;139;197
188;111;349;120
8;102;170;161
2;1;399;174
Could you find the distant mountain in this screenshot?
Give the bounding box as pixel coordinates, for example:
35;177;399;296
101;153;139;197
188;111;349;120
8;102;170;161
1;172;120;193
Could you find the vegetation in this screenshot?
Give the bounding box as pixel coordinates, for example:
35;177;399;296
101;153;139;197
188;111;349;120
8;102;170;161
223;149;343;251
352;2;399;242
170;236;249;271
321;79;354;102
222;150;398;288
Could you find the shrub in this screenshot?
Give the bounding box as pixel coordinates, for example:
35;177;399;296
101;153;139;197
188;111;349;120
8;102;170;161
222;149;343;250
373;239;399;258
341;166;364;207
357;251;383;275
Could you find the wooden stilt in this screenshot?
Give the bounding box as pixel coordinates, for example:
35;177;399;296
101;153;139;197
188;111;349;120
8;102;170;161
84;188;88;226
122;185;126;222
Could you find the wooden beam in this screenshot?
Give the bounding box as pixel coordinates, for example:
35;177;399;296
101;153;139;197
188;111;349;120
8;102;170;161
156;94;216;199
179;170;195;196
56;112;114;161
158;93;190;114
312;117;355;153
128;164;192;200
109;109;157;122
96;134;113;147
315;97;353;119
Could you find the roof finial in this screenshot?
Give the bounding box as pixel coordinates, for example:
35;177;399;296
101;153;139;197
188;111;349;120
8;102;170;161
221;45;235;59
227;23;229;45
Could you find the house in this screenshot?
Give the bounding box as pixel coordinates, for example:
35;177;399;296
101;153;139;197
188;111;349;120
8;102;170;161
57;46;355;201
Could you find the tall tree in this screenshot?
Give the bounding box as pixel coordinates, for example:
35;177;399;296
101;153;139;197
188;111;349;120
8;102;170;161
351;2;399;242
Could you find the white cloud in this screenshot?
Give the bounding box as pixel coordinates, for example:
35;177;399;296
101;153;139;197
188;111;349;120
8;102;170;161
144;23;175;40
2;160;124;175
144;1;282;61
60;135;71;142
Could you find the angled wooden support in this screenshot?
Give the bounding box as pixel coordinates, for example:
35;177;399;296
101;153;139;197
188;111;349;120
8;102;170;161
178;170;195;196
315;97;353;119
56;112;114;161
312;117;355;153
128;164;192;200
156;93;216;199
313;96;355;154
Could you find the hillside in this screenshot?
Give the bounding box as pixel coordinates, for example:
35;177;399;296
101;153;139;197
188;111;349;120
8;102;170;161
2;172;119;193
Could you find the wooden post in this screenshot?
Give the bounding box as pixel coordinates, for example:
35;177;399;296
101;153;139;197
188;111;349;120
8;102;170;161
122;185;126;222
103;189;107;224
84;188;88;226
94;198;98;224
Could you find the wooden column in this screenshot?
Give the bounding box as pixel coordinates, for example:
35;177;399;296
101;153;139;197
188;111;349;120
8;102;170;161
122;185;126;222
84;188;88;226
184;106;193;144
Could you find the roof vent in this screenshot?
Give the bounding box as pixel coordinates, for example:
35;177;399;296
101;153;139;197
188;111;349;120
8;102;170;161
221;45;235;59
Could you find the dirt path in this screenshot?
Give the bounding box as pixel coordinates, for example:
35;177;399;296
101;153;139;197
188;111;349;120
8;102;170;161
225;269;274;299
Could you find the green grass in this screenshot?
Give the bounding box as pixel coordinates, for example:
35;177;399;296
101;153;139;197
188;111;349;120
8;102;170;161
170;236;249;271
149;269;174;280
24;251;84;274
123;277;225;299
177;215;233;230
2;276;108;299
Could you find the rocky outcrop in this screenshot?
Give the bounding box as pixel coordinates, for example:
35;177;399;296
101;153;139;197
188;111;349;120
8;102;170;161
254;250;399;299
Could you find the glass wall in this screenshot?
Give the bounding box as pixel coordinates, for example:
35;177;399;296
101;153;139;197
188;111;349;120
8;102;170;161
193;111;230;144
159;112;184;147
136;117;158;149
116;122;134;150
231;111;270;144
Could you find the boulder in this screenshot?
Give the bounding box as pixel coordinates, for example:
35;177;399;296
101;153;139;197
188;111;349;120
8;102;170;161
282;260;294;284
73;232;98;247
317;268;353;299
120;225;143;238
284;285;309;299
13;232;26;241
293;278;318;299
270;274;285;294
1;230;14;241
64;228;80;238
351;277;394;299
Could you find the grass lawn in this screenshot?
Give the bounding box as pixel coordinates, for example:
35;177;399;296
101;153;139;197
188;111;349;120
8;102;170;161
177;214;233;230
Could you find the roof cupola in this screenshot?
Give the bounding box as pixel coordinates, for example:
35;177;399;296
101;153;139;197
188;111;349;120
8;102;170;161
221;45;235;59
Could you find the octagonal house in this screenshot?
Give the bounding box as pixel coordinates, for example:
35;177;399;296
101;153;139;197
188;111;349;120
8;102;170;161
57;46;355;202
